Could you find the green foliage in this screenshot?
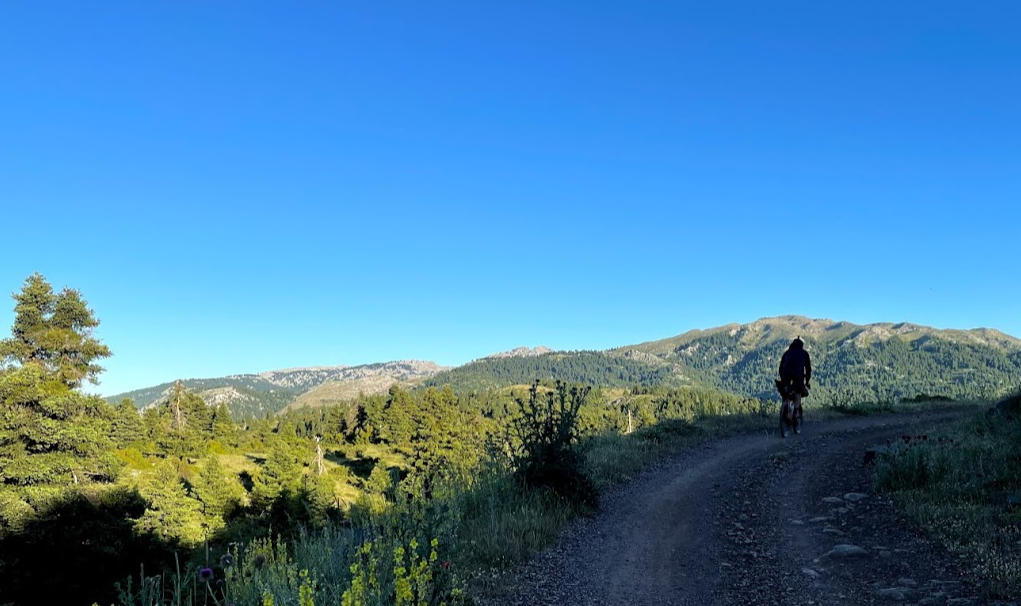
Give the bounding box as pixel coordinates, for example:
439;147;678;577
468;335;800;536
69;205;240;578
151;381;215;457
0;364;121;490
0;277;120;570
119;502;465;606
875;411;1021;597
114;397;146;447
191;457;244;536
451;460;573;571
632;385;764;420
509;381;596;507
426;351;679;392
211;402;238;445
117;447;153;470
253;440;303;507
0;274;120;522
0;273;112;388
380;386;416;446
133;460;205;547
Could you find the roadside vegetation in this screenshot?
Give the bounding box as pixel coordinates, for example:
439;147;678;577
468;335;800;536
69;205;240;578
874;394;1021;599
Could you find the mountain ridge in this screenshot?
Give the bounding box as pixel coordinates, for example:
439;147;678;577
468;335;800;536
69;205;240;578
107;360;448;418
485;346;555;359
107;316;1021;415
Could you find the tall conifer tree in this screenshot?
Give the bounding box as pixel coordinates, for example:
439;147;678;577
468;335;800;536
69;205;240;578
0;274;118;531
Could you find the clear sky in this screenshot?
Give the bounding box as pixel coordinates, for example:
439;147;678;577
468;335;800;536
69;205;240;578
1;2;1018;396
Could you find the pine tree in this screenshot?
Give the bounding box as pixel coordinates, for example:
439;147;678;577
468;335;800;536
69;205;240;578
0;273;111;388
0;275;119;530
112;398;145;448
325;404;350;444
191;457;243;537
299;471;337;524
169;381;188;432
0;365;119;487
142;406;169;452
351;395;384;445
134;460;204;546
252;440;302;506
380;385;415;446
155;383;211;457
210;403;237;447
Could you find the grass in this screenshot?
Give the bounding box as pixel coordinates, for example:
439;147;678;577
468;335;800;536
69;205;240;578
456;464;575;572
216;453;262;476
873;409;1021;599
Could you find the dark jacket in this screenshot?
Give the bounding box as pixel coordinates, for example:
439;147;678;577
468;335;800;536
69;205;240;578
779;342;812;383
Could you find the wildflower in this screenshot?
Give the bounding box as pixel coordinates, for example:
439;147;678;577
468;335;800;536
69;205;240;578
199;568;214;582
253;554;267;569
220;553;235;567
216;579;226;589
440;561;451;569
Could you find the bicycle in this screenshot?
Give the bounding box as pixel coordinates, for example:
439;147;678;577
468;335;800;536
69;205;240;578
775;379;806;438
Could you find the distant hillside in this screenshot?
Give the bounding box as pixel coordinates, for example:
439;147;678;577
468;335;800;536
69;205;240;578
106;361;447;418
106;375;300;418
109;317;1021;415
620;316;1021;401
425;317;1021;402
485;346;555;359
281;361;450;412
424;350;693;392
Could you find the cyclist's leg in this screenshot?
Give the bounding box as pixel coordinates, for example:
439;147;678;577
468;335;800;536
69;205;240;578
793;391;803;415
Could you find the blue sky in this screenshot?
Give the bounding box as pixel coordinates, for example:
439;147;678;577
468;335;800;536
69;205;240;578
1;2;1018;396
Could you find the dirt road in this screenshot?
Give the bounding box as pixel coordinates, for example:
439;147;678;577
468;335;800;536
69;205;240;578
490;411;989;606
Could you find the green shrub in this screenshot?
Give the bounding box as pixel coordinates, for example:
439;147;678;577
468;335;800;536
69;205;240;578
508;381;596;508
116;506;465;606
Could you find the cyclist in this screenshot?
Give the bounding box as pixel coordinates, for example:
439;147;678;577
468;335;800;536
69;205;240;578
779;337;812;419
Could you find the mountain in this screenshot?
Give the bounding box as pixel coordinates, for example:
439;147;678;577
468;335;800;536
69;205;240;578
106;361;447;418
620;316;1021;401
485;346;555;359
424;350;689;392
426;316;1021;402
280;361;450;412
106;375;299;418
109;317;1021;415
